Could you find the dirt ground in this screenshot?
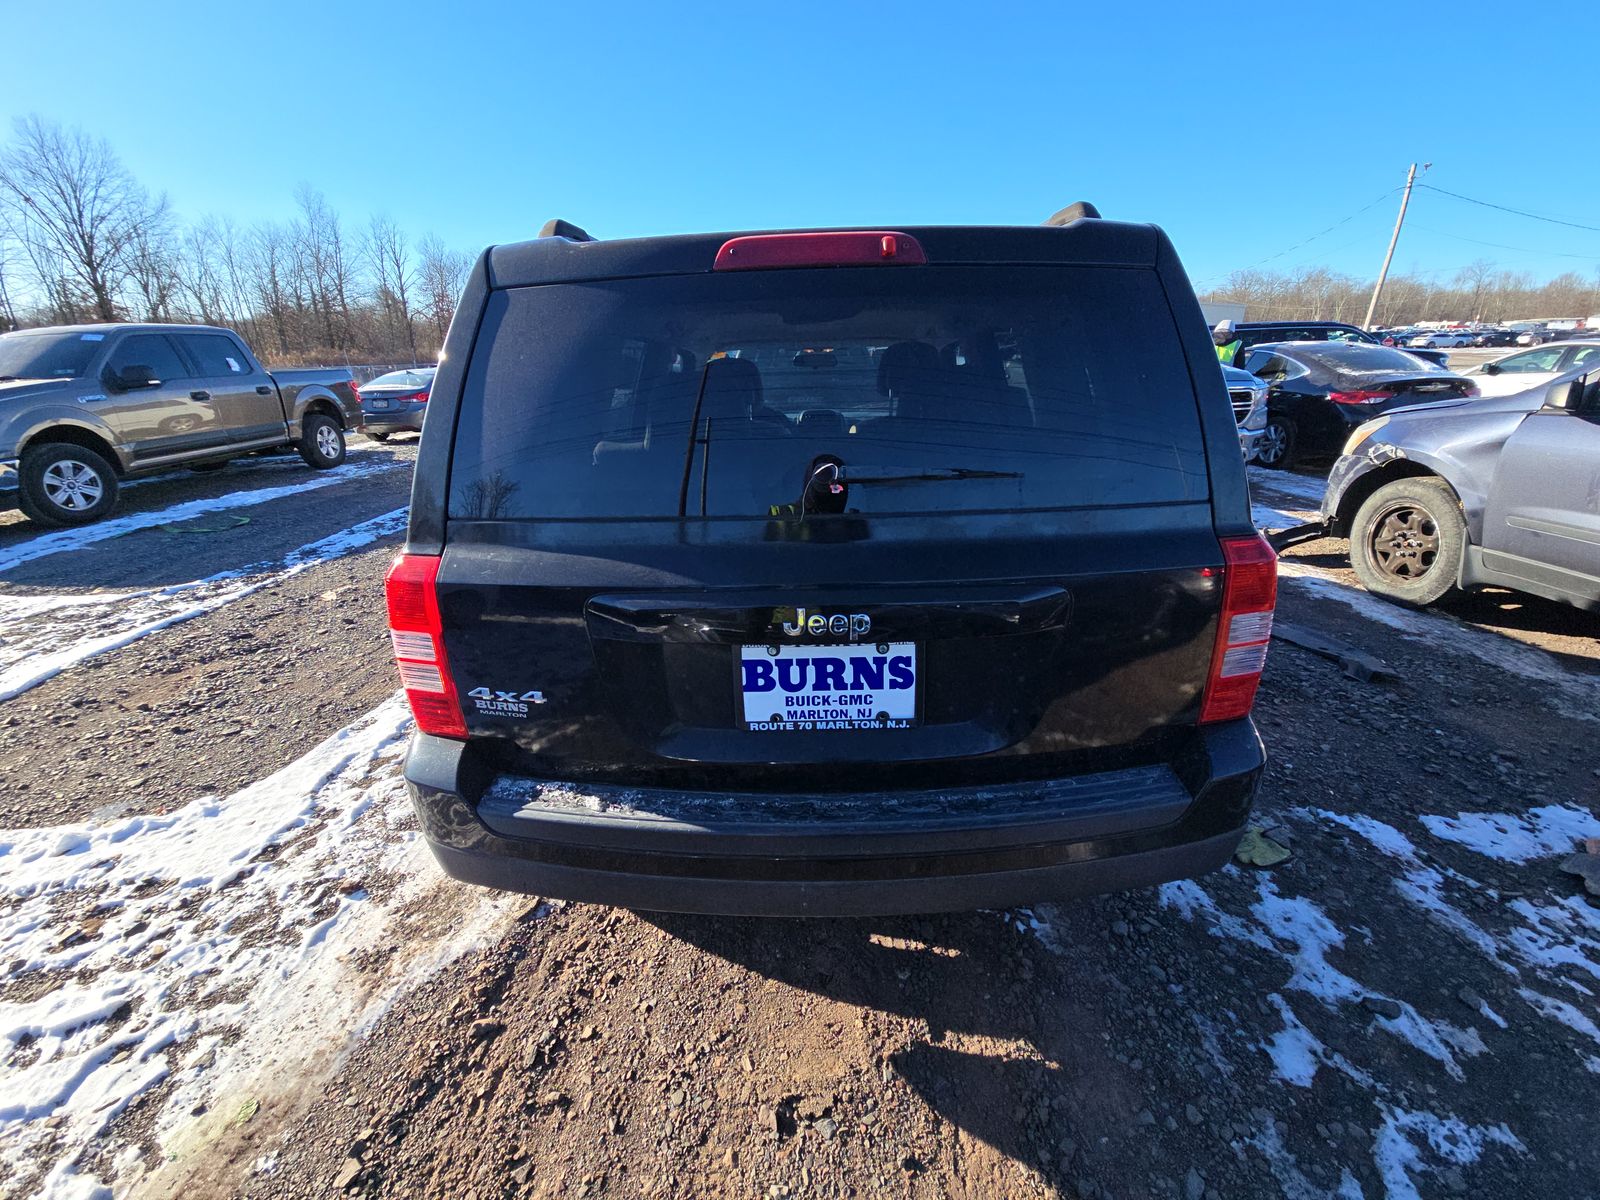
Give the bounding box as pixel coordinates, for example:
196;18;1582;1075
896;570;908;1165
1;445;1596;1200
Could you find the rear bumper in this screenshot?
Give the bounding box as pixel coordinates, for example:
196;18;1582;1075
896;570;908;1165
361;402;426;433
404;720;1266;916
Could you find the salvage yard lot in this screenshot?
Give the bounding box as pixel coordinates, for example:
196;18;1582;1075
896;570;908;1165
1;444;1597;1200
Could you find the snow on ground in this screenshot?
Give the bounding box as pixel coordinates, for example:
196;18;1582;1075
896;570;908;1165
1372;1109;1522;1200
0;697;511;1200
0;507;408;703
1161;872;1482;1081
1275;564;1600;712
1419;806;1600;863
1142;795;1599;1197
0;458;402;575
1250;467;1328;511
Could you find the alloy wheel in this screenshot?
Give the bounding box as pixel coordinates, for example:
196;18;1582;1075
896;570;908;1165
316;424;341;459
41;459;105;512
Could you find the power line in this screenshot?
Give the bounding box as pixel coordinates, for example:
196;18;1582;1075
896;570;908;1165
1414;184;1600;235
1408;223;1600;262
1193;187;1399;285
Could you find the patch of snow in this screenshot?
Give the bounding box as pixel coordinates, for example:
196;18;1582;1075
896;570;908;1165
0;696;511;1199
1161;873;1478;1078
0;507;406;702
1240;1115;1364;1200
1277;566;1600;713
1262;994;1325;1087
1253;504;1317;533
1250;467;1329;509
1515;987;1600;1049
0;458;402;575
1372;1108;1522;1200
1249;878;1477;1078
1419;805;1600;863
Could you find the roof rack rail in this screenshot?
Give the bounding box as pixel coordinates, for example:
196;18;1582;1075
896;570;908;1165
537;219;596;242
1043;201;1101;226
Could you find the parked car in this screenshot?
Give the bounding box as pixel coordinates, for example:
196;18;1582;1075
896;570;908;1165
1515;328;1557;346
360;366;436;439
1233;321;1450;367
1471;328;1519;347
1315;367;1600;610
0;323;361;526
1225;364;1270;461
388;212;1276;915
1460;340;1600;398
1408;329;1475;349
1243;341;1477;469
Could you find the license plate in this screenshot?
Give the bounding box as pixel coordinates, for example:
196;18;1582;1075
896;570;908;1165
369;399;392;410
738;642;917;731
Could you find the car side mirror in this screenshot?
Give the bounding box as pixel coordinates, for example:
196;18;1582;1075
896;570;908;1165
107;364;159;391
1542;374;1591;413
1481;362;1499;375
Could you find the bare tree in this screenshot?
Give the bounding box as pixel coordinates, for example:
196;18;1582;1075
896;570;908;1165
366;215;418;361
418;233;470;350
126;218;181;321
1454;260;1494;322
0;115;168;322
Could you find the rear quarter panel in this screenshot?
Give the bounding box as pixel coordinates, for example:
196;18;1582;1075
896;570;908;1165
270;370;362;435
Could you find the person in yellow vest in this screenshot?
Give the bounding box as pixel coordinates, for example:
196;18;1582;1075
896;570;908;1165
1213;320;1244;365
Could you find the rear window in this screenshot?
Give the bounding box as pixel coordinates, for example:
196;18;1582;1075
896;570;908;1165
367;369;435;389
448;266;1209;520
1283;343;1443;379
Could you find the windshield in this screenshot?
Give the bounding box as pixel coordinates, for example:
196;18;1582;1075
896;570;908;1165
448;266;1209;520
0;330;104;381
365;369;435;389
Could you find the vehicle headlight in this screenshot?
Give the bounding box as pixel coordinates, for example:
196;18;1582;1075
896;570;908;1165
1343;416;1389;456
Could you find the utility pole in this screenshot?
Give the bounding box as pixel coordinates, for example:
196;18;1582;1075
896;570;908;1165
1363;163;1428;330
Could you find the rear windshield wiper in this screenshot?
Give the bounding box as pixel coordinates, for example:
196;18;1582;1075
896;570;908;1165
838;465;1022;484
798;459;1021;517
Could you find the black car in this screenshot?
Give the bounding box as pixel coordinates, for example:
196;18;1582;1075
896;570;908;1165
1472;328;1519;347
1244;341;1478;469
359;367;436;439
387;213;1275;916
1234;321;1450;367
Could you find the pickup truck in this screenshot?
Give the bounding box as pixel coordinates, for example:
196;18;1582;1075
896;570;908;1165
0;323;363;525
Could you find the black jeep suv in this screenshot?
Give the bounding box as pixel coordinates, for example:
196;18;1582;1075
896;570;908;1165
387;212;1275;916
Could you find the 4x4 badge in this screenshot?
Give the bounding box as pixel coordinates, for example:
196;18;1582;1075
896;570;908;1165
779;608;871;640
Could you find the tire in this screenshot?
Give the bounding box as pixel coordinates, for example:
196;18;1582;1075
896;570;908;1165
1255;415;1298;470
1349;477;1466;607
367;431;389;443
18;443;120;527
298;412;346;469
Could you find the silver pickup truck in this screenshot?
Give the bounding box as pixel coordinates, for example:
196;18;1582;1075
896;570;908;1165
0;323;363;526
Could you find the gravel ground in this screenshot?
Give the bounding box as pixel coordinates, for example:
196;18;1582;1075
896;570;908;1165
2;446;1597;1200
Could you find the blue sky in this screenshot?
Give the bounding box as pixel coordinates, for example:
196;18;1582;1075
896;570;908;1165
6;0;1599;288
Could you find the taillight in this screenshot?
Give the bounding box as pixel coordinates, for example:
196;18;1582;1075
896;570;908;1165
1461;381;1480;397
1199;534;1278;725
351;382;362;402
385;553;468;739
1327;389;1390;405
